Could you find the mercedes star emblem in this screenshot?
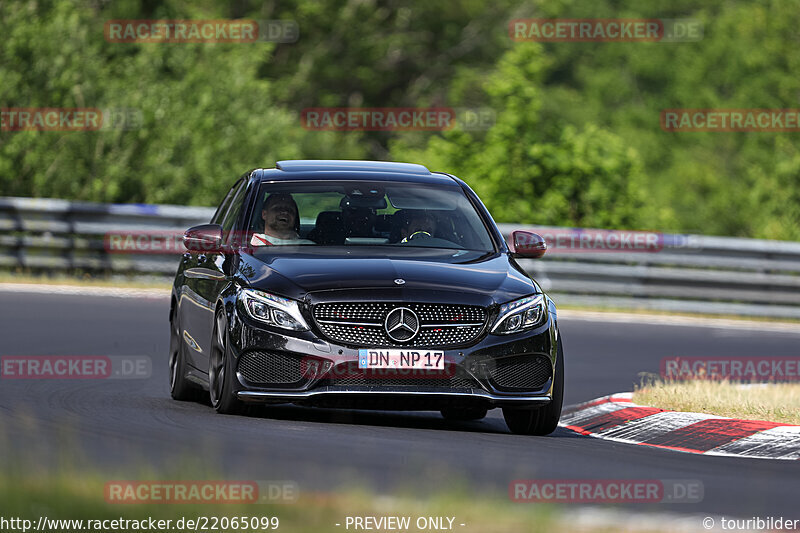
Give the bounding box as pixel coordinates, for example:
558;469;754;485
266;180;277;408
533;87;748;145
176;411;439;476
384;307;420;343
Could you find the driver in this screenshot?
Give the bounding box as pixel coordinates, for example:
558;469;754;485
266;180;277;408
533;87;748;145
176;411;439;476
401;210;437;243
251;193;313;246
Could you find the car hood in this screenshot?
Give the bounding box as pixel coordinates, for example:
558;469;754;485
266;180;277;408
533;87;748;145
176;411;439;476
238;248;537;306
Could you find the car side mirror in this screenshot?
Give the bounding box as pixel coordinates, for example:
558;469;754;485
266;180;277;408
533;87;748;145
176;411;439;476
183;224;224;253
510;230;547;259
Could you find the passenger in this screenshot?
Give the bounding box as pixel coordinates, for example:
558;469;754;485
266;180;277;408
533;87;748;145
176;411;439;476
251;193;313;246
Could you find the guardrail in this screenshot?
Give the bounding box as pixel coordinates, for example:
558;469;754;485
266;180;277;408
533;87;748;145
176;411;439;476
1;197;799;318
0;197;214;278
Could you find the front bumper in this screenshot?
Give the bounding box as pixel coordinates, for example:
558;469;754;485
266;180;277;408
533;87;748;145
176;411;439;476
228;303;558;410
238;388;551;409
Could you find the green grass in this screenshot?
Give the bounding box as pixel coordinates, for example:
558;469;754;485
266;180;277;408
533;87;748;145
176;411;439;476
0;409;692;533
634;381;800;425
0;467;564;533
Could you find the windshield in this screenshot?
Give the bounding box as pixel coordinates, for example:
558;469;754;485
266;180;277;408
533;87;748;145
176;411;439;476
246;180;496;252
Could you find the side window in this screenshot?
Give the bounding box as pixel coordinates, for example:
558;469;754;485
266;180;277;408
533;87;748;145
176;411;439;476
220;180;248;243
210;181;240;225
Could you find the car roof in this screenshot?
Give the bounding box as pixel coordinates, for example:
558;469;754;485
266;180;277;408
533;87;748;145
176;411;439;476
252;160;458;185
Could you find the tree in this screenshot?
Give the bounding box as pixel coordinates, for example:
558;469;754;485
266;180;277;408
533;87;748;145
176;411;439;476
391;44;647;229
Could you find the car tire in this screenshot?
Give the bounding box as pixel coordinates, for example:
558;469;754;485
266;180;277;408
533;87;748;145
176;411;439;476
209;307;245;415
502;335;564;436
169;308;199;401
440;407;488;421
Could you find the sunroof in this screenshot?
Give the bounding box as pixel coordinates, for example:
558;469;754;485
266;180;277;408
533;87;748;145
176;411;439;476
275;160;431;175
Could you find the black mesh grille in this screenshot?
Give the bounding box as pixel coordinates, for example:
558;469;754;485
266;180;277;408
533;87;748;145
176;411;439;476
313;303;487;348
488;355;552;391
416;327;483;346
315;303;392;322
237;351;305;386
413;304;486;323
314;303;485;323
315;324;385;345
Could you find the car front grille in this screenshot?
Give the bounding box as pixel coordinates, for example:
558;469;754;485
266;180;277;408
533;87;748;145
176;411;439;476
488;355;553;391
313;302;487;348
237;351;306;386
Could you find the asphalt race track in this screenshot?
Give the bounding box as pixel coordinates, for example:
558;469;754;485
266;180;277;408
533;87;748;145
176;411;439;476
1;290;799;519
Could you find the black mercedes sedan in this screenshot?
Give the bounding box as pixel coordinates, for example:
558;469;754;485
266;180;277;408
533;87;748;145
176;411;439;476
169;160;564;435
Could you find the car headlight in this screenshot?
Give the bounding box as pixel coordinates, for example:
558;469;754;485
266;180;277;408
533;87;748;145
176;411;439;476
491;294;546;334
239;289;310;331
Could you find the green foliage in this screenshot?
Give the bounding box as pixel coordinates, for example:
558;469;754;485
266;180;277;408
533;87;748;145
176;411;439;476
0;0;365;205
0;0;798;239
392;44;646;228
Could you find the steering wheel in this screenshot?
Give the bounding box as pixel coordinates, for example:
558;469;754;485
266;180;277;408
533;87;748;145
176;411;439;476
407;231;432;241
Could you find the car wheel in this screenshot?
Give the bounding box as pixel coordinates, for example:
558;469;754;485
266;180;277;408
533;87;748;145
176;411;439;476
209;307;244;415
502;336;564;436
440;407;488;421
169;307;198;401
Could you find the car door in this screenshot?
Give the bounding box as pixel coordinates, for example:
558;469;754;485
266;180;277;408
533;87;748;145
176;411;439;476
188;178;250;370
179;179;245;371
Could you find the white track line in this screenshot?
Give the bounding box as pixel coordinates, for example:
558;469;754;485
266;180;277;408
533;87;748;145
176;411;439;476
0;283;170;299
558;309;800;333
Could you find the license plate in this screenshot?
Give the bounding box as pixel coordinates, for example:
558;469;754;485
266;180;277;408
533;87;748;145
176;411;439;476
358;349;445;370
